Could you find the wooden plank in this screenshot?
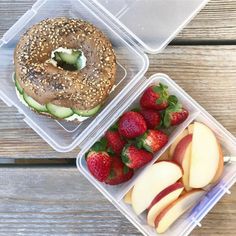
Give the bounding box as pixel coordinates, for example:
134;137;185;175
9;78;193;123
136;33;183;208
0;104;80;159
148;45;236;136
0;45;235;159
0;0;236;42
176;0;236;42
0;167;234;235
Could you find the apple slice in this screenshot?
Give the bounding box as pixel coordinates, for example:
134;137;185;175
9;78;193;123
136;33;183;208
173;134;192;191
155;189;205;233
147;182;184;227
189;122;221;188
124;188;133;204
157;149;171;161
169;129;189;157
188;124;194;134
131;161;182;215
211;142;224;184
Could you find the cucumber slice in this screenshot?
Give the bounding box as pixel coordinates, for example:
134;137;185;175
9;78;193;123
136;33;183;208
46;103;74;119
54;52;62;62
58;51;81;65
73;104;101;117
14;76;23;94
23;92;48;112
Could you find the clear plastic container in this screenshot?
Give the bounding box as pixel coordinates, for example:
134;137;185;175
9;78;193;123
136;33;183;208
0;0;148;152
77;73;236;236
2;0;234;235
0;0;208;152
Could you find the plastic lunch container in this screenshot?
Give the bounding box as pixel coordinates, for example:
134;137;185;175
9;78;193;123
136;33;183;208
0;0;235;235
77;74;236;236
0;0;209;152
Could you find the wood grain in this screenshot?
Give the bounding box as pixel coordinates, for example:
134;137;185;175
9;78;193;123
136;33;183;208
0;45;235;159
176;0;236;42
0;167;234;236
148;45;236;136
0;1;235;236
1;0;236;42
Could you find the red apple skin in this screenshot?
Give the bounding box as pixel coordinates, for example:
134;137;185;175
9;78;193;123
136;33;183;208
172;134;192;165
147;182;184;211
169;129;189;157
154;189;204;228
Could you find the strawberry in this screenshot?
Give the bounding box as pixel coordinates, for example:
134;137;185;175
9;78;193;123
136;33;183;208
105;156;134;185
86;151;112;182
118;111;147;139
105;130;126;155
137;130;168;153
140;84;169;110
121;144;153;169
163;98;189;127
140;109;161;129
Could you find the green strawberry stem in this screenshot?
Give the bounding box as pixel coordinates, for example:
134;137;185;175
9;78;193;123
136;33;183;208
153;83;169;105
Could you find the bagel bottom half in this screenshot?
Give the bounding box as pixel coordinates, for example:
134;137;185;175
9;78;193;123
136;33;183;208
13;73;106;122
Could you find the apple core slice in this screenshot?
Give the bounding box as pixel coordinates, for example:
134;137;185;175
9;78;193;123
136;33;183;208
188;124;194;134
189;122;220;188
131;161;183;215
157;149;171;161
147;182;184;227
155;189;205;233
124;188;133;204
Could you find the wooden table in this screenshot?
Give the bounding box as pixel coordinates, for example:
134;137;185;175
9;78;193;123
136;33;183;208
0;0;235;235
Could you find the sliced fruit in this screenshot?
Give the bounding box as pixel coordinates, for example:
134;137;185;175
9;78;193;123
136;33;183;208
157;149;171;161
46;103;73;119
173;134;192;191
73;104;101;117
189;122;221;188
131;161;183;215
169;129;189;157
210;142;224;184
188;124;194;134
124;188;133;204
155;189;205;233
23;92;48;112
147;182;184;227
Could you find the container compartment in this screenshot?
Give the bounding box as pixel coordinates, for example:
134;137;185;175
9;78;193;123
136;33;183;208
77;74;201;201
77;73;236;236
116;111;236;236
0;0;148;152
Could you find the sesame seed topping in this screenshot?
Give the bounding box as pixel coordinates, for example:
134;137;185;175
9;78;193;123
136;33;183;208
15;17;116;110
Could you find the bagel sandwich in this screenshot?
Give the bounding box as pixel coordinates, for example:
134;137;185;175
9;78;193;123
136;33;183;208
14;17;116;122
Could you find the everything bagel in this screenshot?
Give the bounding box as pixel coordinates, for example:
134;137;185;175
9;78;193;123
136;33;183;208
14;17;116;120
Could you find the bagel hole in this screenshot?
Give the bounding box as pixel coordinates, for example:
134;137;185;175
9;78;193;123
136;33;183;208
51;48;86;72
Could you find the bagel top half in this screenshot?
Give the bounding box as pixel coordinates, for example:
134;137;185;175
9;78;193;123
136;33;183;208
14;17;116;111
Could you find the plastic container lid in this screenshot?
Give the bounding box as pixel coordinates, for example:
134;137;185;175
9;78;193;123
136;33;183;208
0;0;209;153
92;0;208;53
